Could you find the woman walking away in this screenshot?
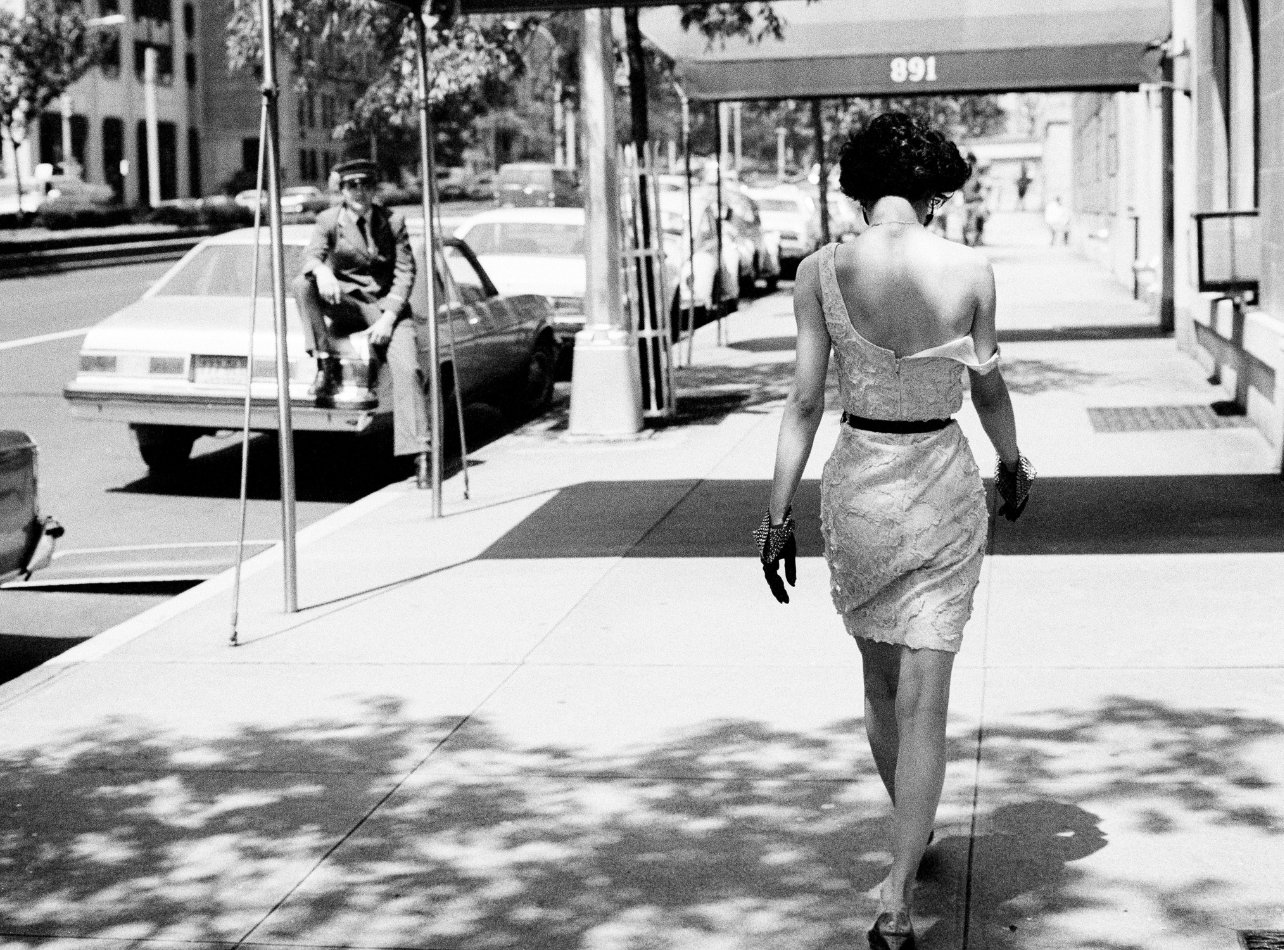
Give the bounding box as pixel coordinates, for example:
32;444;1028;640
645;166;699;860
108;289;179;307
753;113;1034;950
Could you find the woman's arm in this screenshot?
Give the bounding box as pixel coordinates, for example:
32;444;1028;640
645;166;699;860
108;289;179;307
768;253;832;522
967;260;1020;466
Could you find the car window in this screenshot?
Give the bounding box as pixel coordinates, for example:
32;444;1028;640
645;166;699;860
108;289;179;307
463;221;584;256
441;244;491;305
497;165;552;187
153;244;307;297
756;198;805;213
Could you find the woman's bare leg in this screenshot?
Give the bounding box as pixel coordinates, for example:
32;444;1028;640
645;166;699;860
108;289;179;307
857;637;902;803
879;644;955;914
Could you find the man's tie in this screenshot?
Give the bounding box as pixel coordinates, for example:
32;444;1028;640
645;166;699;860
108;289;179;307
356;215;375;254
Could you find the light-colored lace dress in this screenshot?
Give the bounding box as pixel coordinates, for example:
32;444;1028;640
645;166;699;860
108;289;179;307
817;243;999;653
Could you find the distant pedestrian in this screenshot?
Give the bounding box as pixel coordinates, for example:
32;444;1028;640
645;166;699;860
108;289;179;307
1015;162;1033;209
1044;195;1071;245
755;112;1034;950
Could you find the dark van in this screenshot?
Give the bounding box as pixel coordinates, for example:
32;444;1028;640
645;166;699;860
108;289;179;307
495;163;581;208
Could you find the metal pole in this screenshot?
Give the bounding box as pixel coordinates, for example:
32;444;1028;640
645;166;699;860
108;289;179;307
812;99;831;244
554;80;565;166
776;126;787;181
732;102;742;173
258;0;298;613
713;102;726;345
681;88;697;365
60;95;73;174
413;10;443;514
144;46;162;206
1160;56;1176;334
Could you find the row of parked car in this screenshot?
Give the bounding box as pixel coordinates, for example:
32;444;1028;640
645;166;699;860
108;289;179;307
55;172;844;480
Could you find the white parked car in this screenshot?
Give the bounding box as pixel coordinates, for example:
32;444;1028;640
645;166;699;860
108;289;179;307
456;205;733;347
234;185;329;215
745;184;822;278
64;224;558;475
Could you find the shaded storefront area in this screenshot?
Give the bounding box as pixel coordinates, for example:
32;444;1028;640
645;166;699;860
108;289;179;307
642;0;1284;469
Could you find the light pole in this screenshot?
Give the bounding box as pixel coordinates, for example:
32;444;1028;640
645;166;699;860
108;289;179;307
143;46;161;206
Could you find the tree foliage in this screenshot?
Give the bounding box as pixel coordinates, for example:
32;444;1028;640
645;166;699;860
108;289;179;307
0;0;105;213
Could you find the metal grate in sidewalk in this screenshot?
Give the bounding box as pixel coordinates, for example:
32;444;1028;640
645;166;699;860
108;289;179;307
1087;404;1255;433
1240;932;1284;950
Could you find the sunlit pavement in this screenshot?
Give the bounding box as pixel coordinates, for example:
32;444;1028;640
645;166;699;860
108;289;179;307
1;217;1281;950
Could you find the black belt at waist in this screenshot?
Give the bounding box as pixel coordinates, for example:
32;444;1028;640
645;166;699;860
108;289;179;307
840;412;954;433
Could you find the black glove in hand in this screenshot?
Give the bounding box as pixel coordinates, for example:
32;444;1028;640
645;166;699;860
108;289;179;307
995;455;1036;521
753;509;796;604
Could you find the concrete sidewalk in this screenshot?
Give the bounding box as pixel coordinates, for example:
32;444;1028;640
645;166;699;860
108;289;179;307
2;229;1283;950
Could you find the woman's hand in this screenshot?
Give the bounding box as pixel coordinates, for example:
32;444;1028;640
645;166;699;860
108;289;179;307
754;510;797;603
995;455;1036;521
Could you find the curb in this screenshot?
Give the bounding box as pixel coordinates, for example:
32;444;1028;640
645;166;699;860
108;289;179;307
0;236;201;278
0;475;421;709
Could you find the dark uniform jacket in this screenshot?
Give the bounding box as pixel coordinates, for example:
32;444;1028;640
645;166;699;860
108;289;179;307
302;203;415;315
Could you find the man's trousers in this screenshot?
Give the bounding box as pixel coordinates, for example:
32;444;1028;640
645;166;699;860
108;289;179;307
292;273;430;457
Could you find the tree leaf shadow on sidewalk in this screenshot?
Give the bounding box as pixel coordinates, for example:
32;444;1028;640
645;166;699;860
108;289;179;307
0;695;1278;948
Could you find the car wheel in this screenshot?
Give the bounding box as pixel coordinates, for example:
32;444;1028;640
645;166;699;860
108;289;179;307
132;424;198;476
507;338;556;419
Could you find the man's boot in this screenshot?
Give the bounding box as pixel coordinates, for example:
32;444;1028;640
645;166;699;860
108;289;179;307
309;357;342;403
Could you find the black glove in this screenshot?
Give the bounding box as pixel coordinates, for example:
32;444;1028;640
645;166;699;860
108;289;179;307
995;455;1036;521
753;509;796;604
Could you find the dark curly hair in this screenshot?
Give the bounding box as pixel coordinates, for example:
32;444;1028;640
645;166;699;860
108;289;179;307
837;112;971;208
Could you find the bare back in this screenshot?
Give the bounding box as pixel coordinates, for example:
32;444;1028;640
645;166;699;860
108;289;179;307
833;226;988;358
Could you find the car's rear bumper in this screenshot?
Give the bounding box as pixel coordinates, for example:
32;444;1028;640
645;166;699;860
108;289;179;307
64;383;382;433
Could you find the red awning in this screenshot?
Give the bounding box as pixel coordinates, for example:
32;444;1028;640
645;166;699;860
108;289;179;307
639;0;1170;101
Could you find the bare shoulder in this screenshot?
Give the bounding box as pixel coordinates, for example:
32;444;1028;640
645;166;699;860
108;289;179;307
934;236;993;285
794;248;824;292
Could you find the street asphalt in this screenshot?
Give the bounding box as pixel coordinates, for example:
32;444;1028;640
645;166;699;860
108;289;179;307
1;212;1281;950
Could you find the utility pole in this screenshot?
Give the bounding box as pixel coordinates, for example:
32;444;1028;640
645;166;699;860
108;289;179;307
776;126;787;180
732;102;742;173
568;8;641;436
144;46;161;205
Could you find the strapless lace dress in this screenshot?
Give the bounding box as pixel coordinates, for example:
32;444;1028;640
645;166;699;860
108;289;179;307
817;243;999;653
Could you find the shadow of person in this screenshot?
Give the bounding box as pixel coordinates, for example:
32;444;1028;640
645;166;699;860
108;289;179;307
912;801;1106;950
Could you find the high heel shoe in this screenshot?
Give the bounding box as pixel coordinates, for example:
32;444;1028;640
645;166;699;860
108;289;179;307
868;911;916;950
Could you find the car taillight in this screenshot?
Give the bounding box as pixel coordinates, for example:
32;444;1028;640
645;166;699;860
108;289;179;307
79;354;117;373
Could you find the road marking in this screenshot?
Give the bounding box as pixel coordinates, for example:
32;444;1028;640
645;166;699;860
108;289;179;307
0;327;94;351
52;540;278;559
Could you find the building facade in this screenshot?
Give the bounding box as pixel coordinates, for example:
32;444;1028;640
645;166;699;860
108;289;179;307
1185;0;1283;455
1;0;360;204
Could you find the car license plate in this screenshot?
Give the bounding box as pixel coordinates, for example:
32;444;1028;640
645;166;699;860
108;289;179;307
193;355;248;384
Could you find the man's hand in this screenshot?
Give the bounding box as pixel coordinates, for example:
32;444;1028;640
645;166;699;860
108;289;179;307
368;312;397;347
314;265;342;304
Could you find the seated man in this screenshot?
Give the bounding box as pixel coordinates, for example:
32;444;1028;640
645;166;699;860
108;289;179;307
291;159;429;462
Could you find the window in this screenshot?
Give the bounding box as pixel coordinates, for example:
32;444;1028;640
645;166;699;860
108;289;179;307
188;127;201;196
137;119;179;200
242;138;260;174
184;52;197;86
99;0;120;13
100;34;121;78
102;117;124;200
135;42;174;85
183;2;195;37
154;245;308;298
441;246;491;304
135;0;172;21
